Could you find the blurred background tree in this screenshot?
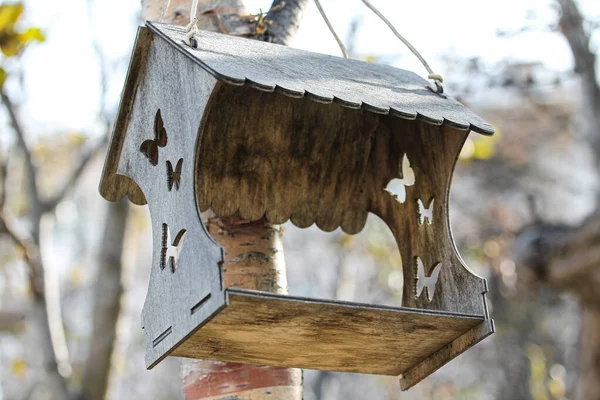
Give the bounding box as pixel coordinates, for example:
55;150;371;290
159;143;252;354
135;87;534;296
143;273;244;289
0;0;599;399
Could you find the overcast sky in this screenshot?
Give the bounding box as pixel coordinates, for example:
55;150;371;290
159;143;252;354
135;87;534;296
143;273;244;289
6;0;600;137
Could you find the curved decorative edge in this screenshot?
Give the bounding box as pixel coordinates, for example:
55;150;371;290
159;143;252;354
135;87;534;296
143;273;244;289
146;22;495;137
99;26;152;205
369;119;489;316
195;83;378;235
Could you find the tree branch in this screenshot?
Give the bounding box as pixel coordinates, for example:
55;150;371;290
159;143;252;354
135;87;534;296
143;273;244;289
265;0;310;45
557;0;600;162
1;92;40;207
514;1;600;301
0;213;43;297
43;137;107;212
558;0;597;84
0;150;7;211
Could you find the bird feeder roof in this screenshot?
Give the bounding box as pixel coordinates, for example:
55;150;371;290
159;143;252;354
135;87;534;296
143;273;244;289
147;22;494;135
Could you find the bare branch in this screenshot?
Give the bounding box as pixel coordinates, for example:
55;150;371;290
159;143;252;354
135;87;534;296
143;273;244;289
513;211;600;304
0;149;7;211
557;0;600;165
0;307;28;331
1;92;40;207
558;0;597;84
548;246;600;288
0;213;43;297
44;137;108;212
265;0;309;45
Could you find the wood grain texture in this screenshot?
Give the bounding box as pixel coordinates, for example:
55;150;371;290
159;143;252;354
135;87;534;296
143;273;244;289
196;82;489;315
114;34;226;369
196;84;375;234
146;22;495;135
367;120;490;316
182;215;302;400
172;289;485;376
400;319;495;390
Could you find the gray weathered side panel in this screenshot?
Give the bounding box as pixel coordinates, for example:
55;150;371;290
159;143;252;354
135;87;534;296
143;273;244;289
116;34;225;369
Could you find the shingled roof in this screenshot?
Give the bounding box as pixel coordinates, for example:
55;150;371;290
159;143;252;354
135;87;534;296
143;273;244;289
147;22;494;135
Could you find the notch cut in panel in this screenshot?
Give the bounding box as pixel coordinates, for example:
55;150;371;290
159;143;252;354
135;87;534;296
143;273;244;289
191;293;212;315
153;326;172;348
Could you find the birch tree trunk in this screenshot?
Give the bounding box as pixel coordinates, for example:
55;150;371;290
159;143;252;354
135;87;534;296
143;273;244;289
142;2;307;399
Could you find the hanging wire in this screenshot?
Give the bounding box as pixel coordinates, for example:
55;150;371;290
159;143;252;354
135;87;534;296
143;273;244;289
313;0;348;58
159;0;172;22
360;0;444;93
184;0;200;47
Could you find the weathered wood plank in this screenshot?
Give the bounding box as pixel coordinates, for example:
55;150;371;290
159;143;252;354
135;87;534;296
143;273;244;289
172;289;484;375
400;319;495;390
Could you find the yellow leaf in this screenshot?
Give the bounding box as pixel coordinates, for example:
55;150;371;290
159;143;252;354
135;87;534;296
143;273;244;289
459;124;501;162
18;27;44;43
0;67;6;90
0;3;23;33
472;138;496;160
69;265;86;287
364;55;376;63
0;4;44;57
0;35;21;57
338;233;354;248
547;378;565;399
11;358;27;379
67;131;86;144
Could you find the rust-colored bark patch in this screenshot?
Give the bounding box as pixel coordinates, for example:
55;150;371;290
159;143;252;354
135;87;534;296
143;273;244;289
183;362;300;399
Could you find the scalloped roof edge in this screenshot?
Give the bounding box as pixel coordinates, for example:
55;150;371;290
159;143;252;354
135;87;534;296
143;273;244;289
145;22;494;136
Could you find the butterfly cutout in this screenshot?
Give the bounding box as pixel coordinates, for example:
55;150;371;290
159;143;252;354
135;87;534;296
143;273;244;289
385;154;415;203
166;159;183;191
140;109;168;166
417;198;434;225
414;257;443;302
161;224;187;273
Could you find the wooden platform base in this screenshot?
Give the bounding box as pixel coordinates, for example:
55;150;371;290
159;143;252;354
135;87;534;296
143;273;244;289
169;289;493;390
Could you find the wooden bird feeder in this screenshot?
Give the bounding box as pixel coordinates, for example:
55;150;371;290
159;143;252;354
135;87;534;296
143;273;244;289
99;22;495;390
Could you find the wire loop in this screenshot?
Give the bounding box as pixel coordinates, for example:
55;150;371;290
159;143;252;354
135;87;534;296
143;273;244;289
183;0;200;47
